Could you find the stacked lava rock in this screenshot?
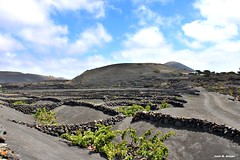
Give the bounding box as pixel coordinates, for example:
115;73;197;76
0;125;20;159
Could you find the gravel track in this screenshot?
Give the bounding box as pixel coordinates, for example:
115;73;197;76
161;88;240;130
203;92;240;129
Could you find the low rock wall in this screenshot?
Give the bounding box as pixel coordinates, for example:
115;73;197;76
6;100;120;116
63;100;120;116
7;103;62;114
132;112;240;144
9;115;126;137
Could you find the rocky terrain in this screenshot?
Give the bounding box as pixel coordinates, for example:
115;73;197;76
0;62;240;159
0;87;239;159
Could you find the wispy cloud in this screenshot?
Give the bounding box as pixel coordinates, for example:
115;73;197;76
134;5;182;27
68;23;112;54
0;0;240;79
0;0;110;78
182;0;240;43
113;0;240;73
132;0;174;5
0;34;24;52
45;0;106;18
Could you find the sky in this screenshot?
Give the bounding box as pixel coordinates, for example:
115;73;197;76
0;0;240;79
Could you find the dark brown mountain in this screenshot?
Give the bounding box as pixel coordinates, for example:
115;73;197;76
71;63;189;88
164;61;194;72
0;71;62;83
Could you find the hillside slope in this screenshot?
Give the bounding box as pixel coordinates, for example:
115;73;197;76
0;71;59;83
164;61;195;72
72;63;188;88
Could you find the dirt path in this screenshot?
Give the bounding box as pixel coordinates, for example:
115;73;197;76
160;88;240;130
202;91;240;129
0;104;104;160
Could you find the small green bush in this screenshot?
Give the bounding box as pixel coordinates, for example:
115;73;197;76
117;104;150;117
61;124;174;160
12;101;28;105
33;108;57;125
154;69;160;73
160;102;170;109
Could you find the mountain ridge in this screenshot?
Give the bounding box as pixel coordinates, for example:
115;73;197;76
164;61;195;72
71;62;190;88
0;71;64;83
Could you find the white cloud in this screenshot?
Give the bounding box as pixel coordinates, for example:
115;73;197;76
194;0;240;25
132;0;173;5
68;24;112;54
182;20;238;42
192;42;240;72
176;32;204;49
0;0;68;49
18;24;68;47
0;34;24;52
0;52;110;79
37;55;110;78
213;41;240;53
0;0;111;79
0;0;48;29
45;0;106;18
114;26;172;62
0;0;107;48
114;25;240;73
182;0;240;43
124;27;166;48
177;0;240;72
135;5;182;27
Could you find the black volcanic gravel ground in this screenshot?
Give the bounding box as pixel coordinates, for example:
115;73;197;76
0;88;240;160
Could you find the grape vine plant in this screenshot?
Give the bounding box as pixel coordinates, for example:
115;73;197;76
61;124;174;160
117;104;151;117
33;107;57;125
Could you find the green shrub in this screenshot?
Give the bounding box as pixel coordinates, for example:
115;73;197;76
160;102;170;109
61;124;174;160
33;108;57;125
117;104;148;117
154;69;160;73
12;101;28;105
145;104;151;111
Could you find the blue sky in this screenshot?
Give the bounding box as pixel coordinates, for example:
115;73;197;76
0;0;240;79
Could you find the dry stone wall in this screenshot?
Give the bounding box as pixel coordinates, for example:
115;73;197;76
7;103;62;114
9;115;126;137
63;100;120;116
6;99;120;116
132;112;240;144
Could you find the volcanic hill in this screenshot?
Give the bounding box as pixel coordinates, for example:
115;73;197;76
164;61;195;72
71;63;190;88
